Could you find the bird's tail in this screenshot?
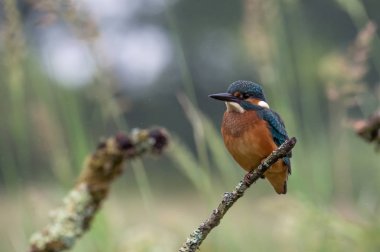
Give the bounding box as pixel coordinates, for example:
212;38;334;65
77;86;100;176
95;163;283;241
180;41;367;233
264;160;289;194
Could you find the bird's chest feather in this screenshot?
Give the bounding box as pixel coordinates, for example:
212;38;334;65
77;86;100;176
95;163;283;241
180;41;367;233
221;111;276;171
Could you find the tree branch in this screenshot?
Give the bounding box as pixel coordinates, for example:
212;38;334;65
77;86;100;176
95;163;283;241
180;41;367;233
353;109;380;149
28;128;169;252
178;137;297;252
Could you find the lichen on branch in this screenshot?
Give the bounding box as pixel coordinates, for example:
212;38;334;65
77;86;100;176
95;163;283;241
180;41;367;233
29;128;169;252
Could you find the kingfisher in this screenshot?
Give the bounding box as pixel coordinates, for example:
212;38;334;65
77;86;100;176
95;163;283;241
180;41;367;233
209;80;292;194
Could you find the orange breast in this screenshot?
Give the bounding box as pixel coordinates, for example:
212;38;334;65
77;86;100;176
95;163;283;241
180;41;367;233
221;110;276;171
221;110;289;194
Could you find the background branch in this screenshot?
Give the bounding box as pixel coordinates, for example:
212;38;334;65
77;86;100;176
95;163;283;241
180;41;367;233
28;128;169;252
178;137;297;252
353;109;380;149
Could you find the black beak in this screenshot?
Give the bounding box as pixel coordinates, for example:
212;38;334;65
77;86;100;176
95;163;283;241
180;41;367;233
208;93;241;103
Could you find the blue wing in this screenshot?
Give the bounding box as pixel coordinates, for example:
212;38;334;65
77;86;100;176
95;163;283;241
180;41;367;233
242;103;292;173
261;109;292;173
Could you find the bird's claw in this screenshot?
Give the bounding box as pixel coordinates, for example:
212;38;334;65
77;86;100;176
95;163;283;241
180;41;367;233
243;173;253;185
244;171;265;185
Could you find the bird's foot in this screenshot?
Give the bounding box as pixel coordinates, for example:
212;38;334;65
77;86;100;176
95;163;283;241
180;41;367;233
244;169;265;185
243;173;264;184
243;173;254;185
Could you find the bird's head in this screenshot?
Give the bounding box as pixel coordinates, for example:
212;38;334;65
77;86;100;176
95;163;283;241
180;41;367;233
209;80;269;113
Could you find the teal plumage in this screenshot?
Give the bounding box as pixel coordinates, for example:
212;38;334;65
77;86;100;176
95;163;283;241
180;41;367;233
262;110;292;173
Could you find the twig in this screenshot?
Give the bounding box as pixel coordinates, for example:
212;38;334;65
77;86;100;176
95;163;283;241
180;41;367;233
178;137;297;252
29;128;169;252
353;109;380;149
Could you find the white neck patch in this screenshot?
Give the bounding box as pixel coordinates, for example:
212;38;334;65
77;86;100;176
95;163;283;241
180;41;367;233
225;102;245;113
258;100;270;109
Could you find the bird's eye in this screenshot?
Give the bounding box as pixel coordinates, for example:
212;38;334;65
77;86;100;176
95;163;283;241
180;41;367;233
242;93;250;99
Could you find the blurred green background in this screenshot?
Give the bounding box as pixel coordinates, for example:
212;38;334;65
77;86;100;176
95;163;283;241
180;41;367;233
1;0;380;251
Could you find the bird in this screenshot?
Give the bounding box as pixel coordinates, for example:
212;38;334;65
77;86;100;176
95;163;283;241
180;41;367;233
209;80;292;194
